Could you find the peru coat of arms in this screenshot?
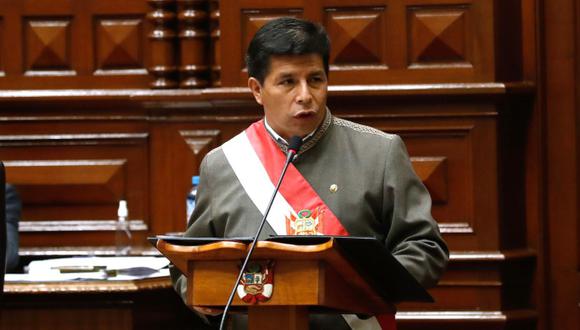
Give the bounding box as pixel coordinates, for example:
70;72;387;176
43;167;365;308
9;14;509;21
285;208;324;235
236;261;275;304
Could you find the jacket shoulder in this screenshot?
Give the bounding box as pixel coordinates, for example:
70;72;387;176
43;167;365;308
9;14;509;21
333;117;397;141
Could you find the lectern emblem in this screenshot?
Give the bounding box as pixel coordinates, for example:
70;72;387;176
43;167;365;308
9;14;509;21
286;208;324;235
237;261;275;304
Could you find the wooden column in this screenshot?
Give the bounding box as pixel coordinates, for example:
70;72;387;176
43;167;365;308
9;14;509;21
147;0;178;89
177;0;210;88
210;0;221;87
542;0;580;328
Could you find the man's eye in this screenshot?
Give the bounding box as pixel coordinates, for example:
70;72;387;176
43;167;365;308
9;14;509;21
309;76;324;84
279;79;293;86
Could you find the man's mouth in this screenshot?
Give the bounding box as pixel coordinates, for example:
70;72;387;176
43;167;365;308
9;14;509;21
294;111;316;119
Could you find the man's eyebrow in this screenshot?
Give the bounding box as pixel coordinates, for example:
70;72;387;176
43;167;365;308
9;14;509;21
274;72;295;80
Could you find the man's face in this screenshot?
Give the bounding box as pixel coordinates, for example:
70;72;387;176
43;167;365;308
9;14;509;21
248;54;328;141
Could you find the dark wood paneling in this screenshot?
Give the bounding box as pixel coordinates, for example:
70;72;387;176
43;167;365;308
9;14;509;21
0;90;536;330
220;0;496;86
0;0;151;89
542;0;580;328
0;131;149;247
2;279;208;330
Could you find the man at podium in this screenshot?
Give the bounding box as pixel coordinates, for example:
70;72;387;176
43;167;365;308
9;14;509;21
171;17;448;329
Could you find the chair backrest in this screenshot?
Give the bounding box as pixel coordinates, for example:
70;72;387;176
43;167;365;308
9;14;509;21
0;161;6;295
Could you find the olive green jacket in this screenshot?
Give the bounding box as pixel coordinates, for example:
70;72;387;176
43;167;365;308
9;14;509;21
171;112;449;329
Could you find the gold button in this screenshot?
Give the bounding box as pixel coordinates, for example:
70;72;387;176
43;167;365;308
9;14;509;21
329;184;338;193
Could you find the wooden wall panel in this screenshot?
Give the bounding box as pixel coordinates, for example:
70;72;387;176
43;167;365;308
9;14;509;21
0;83;535;329
400;122;492;250
220;0;496;86
23;17;73;74
0;0;151;89
149;125;222;235
325;6;385;65
94;17;145;74
0;132;149;247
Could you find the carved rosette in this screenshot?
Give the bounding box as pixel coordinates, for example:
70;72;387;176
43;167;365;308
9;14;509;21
177;0;210;88
210;0;221;87
147;0;178;89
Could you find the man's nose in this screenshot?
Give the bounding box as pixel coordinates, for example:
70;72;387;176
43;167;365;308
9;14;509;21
296;81;313;104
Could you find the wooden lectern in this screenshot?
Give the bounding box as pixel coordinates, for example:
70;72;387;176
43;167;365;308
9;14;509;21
154;236;431;330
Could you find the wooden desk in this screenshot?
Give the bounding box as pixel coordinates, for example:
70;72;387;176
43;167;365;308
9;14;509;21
1;276;210;330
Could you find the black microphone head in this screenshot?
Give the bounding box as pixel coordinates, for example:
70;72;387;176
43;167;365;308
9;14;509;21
288;136;303;153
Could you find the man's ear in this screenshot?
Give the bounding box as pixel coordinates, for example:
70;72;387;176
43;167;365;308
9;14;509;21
248;77;263;105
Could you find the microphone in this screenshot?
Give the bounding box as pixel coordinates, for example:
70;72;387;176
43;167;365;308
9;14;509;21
219;136;303;330
286;135;303;162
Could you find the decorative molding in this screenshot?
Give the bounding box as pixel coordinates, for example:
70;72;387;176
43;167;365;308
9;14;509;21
4;159;127;203
407;5;472;68
19;220;148;232
411;156;448;202
449;249;536;262
0;133;148;146
240;9;303;70
19;245;161;257
4;276;171;293
23;18;73;74
179;129;220;155
0;82;534;102
396;310;537;322
439;222;473;234
94;17;145;72
324;7;385;66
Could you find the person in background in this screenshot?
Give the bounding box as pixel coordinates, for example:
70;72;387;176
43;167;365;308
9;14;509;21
5;184;20;272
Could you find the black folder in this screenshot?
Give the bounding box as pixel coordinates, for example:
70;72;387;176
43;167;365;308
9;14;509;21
267;235;433;303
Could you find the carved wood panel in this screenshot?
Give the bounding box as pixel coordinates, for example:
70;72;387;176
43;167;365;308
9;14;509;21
94;17;145;74
149;124;223;235
220;0;494;86
381;119;498;251
0;132;149;247
240;8;304;71
408;5;470;67
325;6;386;66
0;0;151;89
23;18;73;75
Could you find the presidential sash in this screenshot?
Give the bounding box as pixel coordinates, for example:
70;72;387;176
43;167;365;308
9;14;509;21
222;120;396;330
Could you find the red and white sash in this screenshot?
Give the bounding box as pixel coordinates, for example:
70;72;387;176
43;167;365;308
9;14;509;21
221;120;396;330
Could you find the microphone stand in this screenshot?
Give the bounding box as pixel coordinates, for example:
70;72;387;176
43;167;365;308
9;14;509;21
219;137;302;330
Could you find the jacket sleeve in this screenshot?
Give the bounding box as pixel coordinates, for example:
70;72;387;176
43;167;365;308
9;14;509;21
5;184;21;272
382;135;449;288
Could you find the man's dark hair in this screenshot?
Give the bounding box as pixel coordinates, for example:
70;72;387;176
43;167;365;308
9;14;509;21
245;17;330;84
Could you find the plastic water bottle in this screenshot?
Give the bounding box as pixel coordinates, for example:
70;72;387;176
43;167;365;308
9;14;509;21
186;176;200;222
115;200;132;256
